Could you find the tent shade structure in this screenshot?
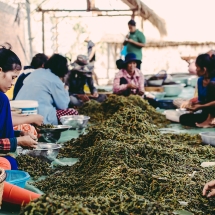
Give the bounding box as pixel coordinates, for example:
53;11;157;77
36;0;167;53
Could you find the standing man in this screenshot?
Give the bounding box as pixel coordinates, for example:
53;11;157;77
123;19;146;70
84;35;99;85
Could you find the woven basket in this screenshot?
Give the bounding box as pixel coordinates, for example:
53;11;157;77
0;168;6;208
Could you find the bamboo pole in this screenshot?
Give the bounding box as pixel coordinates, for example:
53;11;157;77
42;11;45;53
26;0;33;60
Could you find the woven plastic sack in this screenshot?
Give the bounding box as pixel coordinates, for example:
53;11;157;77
0;168;7;208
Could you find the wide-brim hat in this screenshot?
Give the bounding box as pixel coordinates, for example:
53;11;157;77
71;55;94;77
124;53;142;65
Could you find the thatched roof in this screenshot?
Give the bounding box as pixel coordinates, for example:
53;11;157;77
121;0;167;37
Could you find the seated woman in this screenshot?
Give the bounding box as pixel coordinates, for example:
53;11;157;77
179;53;215;127
113;53;144;96
0;45;40;205
187;81;215;127
174;50;215;109
113;53;158;108
15;54;78;124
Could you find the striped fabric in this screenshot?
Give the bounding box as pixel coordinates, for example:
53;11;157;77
0;139;10;153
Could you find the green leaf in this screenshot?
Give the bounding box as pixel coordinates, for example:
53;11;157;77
173;210;194;215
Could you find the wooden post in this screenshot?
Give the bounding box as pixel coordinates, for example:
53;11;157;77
91;0;95;9
55;17;58;53
86;0;90;11
131;10;135;19
107;43;110;79
141;17;144;32
114;43;117;67
26;0;33;61
42;11;45;53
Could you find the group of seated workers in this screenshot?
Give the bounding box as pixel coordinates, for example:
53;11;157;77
2;44;215;206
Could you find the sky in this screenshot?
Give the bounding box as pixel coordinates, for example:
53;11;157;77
143;0;215;41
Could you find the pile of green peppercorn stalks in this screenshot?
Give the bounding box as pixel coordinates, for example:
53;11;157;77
18;95;215;215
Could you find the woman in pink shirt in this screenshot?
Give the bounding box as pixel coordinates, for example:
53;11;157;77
113;53;144;96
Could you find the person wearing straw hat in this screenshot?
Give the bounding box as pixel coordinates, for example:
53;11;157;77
123;19;146;70
65;55;107;107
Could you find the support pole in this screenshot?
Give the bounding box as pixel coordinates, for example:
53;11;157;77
26;0;33;60
86;0;91;11
107;43;110;79
91;0;95;9
141;17;144;32
131;10;135;19
42;11;45;53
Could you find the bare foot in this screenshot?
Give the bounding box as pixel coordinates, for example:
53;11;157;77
210;118;215;125
196;115;214;128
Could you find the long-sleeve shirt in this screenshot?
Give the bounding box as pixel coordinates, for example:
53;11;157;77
65;70;97;95
0;138;17;153
198;77;215;103
113;69;144;95
0;130;21;154
16;68;70;124
13;68;35;100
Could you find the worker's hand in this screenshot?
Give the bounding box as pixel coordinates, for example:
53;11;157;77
20;131;37;141
138;91;144;96
77;94;90;102
90;92;99;98
64;85;69;91
210;118;215;125
127;83;137;89
17;136;38;149
180;101;190;109
127;39;134;43
187;104;203;112
203;180;215;198
28;114;43;126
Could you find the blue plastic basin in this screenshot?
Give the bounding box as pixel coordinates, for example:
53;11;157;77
156;99;176;109
5;170;30;188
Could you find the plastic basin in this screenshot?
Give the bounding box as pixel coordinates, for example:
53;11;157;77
156;99;175;109
163;85;183;97
5;170;30;188
200;132;215;146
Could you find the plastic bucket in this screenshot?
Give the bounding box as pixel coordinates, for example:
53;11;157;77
10;100;38;115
